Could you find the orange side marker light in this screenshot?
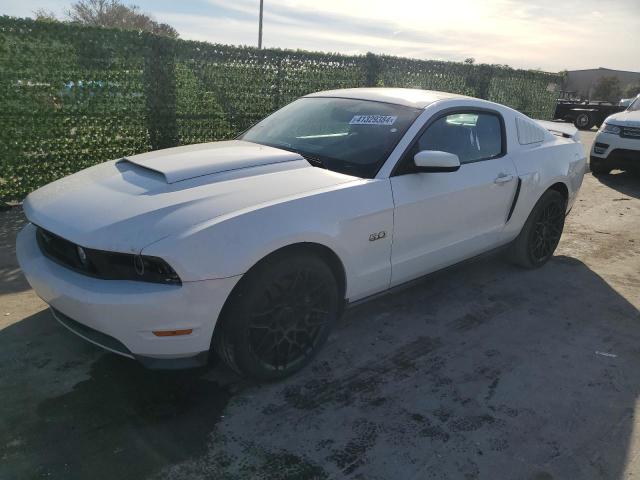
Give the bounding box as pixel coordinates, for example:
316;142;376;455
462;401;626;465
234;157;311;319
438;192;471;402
153;329;193;337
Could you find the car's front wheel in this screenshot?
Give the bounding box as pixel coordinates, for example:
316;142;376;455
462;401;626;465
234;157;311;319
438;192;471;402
508;189;567;269
214;251;340;381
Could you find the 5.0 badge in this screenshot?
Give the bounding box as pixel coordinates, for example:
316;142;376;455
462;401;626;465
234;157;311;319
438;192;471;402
369;231;387;242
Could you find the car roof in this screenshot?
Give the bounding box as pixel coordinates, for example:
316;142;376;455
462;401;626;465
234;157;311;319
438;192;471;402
304;88;470;109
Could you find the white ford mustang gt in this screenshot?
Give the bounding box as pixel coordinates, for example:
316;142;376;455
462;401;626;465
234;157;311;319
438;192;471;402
17;88;586;380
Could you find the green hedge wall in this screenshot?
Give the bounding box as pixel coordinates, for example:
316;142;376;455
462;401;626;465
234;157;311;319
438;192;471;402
0;16;562;201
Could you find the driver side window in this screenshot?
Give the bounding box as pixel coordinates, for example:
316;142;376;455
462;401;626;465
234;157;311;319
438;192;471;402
396;111;504;175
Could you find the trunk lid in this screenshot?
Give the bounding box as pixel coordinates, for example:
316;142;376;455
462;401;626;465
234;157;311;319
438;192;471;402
535;120;580;141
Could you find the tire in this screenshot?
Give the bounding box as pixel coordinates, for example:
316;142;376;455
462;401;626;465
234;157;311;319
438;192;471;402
213;251;340;381
508;190;567;269
573;113;594;130
589;158;611;176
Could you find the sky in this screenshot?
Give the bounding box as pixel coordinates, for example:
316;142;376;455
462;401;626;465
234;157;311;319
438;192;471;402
3;0;639;72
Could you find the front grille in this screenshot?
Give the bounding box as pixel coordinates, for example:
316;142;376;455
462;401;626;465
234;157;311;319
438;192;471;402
621;126;640;139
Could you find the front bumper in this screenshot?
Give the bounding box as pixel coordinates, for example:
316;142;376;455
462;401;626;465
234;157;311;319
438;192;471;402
17;223;241;368
590;131;640;170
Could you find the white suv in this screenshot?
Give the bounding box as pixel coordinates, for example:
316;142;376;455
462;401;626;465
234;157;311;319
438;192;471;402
590;94;640;175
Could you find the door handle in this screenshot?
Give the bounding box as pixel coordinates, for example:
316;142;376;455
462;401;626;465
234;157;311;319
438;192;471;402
494;174;514;184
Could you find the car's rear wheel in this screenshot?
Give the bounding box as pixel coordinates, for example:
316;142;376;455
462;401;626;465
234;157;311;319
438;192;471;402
214;251;340;381
508;190;566;269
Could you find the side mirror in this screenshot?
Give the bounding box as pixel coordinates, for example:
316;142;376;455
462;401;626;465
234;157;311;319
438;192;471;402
413;150;461;172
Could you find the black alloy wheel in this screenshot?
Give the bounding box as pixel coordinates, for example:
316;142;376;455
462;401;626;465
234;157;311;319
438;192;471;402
214;251;340;381
508;189;567;269
529;200;564;264
247;267;334;372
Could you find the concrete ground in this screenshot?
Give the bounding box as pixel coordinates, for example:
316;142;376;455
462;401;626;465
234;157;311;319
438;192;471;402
1;130;639;479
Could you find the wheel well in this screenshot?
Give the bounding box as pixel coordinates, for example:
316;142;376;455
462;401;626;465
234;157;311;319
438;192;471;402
224;242;347;306
548;182;569;201
264;243;347;300
211;242;347;348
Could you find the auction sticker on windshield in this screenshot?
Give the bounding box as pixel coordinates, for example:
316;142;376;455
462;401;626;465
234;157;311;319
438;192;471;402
349;115;397;125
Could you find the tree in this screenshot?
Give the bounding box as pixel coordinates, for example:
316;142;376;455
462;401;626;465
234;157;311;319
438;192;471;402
34;0;178;38
33;9;58;22
625;83;640;98
68;0;178;37
33;0;179;38
592;76;622;103
464;58;475;65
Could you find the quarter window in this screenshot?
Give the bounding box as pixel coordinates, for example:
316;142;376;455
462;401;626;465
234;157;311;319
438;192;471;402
414;111;503;165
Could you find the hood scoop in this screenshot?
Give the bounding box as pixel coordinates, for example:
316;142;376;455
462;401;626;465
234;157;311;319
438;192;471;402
120;140;302;183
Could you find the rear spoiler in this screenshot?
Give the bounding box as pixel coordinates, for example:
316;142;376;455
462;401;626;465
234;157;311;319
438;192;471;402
534;120;581;142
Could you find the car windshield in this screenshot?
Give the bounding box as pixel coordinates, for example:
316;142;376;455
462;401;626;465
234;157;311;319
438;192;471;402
627;96;640;112
240;97;422;178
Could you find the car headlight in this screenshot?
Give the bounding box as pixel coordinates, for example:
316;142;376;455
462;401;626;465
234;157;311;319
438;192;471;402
86;250;182;285
600;123;621;135
130;255;182;285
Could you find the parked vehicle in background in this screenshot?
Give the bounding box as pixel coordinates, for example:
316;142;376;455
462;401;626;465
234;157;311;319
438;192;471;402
590;95;640;175
619;97;636;108
17;88;586;380
554;98;625;130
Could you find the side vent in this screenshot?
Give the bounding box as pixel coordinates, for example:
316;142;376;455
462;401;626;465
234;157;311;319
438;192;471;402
506;178;522;222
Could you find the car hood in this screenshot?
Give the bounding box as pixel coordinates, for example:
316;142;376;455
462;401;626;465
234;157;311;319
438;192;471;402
23;140;358;253
606;109;640;127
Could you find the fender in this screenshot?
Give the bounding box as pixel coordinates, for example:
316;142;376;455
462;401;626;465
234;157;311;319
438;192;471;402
142;178;396;301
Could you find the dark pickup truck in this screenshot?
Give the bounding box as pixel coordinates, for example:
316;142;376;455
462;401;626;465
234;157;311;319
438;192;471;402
554;100;625;130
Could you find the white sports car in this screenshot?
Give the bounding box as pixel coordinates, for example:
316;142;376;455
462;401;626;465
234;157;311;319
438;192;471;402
17;88;586;380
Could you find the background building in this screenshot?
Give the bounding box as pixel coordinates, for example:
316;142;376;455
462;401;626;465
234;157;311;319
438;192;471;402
562;67;640;100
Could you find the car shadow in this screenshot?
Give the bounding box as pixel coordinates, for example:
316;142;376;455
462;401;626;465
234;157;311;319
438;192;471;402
595;170;640;199
0;307;242;480
1;253;639;479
